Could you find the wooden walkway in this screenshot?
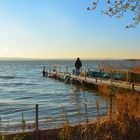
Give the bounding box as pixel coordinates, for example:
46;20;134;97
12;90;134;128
45;71;140;94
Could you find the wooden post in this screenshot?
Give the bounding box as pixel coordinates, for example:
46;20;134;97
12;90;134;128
132;83;135;94
99;69;101;81
127;71;129;82
56;71;57;77
88;68;90;77
35;104;39;140
95;77;97;83
85;103;88;124
110;71;113;83
49;69;51;76
127;71;131;89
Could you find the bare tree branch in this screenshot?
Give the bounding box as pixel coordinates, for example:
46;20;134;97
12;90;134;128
87;0;140;28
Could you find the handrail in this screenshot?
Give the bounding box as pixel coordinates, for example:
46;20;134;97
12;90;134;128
46;65;140;84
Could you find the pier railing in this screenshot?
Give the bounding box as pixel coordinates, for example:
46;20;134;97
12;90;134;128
45;65;140;84
43;65;140;94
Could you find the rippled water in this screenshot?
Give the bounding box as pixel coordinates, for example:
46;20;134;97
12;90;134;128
0;60;139;131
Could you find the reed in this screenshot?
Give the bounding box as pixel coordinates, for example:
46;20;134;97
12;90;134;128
21;112;26;131
58;93;140;140
92;93;140;140
58;106;73;140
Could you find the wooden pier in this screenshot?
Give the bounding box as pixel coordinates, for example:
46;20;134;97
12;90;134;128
43;65;140;94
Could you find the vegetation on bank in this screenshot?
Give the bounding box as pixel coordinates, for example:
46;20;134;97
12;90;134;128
58;93;140;140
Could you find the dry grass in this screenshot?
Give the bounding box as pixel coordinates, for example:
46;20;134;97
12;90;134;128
58;93;140;140
132;66;140;72
92;93;140;140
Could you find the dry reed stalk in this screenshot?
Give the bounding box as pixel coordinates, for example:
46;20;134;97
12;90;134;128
96;100;100;123
58;106;73;140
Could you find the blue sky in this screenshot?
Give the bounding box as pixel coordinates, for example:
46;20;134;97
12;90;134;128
0;0;140;59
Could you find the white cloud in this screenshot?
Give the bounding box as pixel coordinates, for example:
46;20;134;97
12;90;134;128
1;46;9;52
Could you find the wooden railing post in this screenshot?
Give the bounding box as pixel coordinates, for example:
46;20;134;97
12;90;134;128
95;77;97;83
99;69;101;81
49;69;51;76
132;83;135;94
110;71;113;83
85;103;88;124
127;71;130;82
85;70;86;80
35;104;39;140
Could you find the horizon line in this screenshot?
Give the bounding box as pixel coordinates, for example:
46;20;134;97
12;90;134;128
0;57;140;61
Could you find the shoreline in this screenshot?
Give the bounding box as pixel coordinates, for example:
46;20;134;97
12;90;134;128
1;115;140;140
0;117;106;140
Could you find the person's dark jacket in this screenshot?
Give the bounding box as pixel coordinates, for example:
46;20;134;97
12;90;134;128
75;59;82;69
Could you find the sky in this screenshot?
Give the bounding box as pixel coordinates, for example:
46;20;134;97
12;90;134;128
0;0;140;59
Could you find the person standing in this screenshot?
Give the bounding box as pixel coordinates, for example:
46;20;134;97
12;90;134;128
75;57;82;76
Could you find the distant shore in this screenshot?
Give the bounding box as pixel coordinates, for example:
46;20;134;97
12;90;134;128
125;59;140;61
0;57;140;61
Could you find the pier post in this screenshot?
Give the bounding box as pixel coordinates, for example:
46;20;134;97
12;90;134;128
127;71;129;82
96;100;100;122
95;77;97;83
55;71;57;78
35;104;39;140
87;68;90;78
49;69;51;76
85;103;88;124
99;69;101;81
110;71;113;84
132;83;135;94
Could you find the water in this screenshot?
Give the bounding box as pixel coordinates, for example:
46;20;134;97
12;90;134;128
0;59;139;131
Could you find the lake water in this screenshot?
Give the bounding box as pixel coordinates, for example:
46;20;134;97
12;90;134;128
0;60;139;131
